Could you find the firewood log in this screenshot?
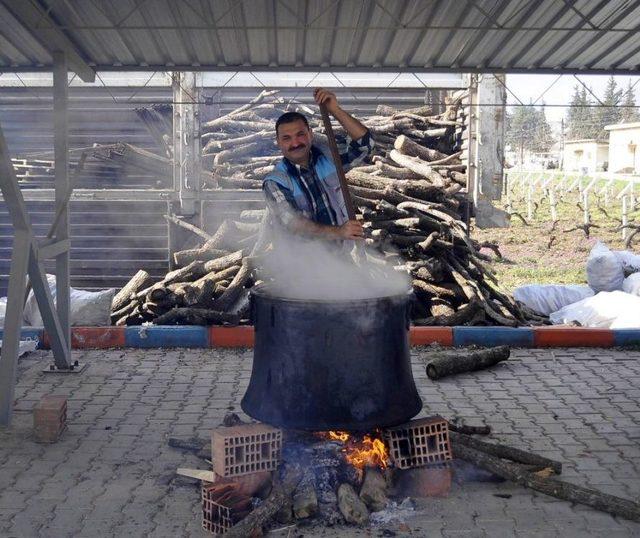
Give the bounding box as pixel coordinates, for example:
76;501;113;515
154;307;240;326
452;444;640;522
183;265;241;306
173;248;229;267
450;431;562;474
389;150;448;184
425;345;511;380
203;130;270;154
110;300;137;324
394;135;448;162
225;464;303;538
374;162;423;180
111;270;152;312
212;258;253;312
414;300;480;326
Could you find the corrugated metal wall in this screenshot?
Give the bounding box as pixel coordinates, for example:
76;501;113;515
0;85;430;294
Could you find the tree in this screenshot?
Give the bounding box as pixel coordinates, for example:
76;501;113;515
566;85;598;139
595;76;623;136
621;80;639;123
505;102;554;161
532;104;554;153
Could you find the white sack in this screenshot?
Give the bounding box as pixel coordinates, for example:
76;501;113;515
24;274;115;327
614;250;640;275
622;273;640;296
586;242;625;292
513;284;594;316
549;290;640;328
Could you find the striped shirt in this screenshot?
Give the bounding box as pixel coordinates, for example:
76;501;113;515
263;131;374;227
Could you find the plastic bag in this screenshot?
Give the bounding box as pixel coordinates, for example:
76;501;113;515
549;291;640;328
513;284;594;315
622;273;640;296
24;274;115;327
586;242;624;292
613;250;640;275
0;296;6;326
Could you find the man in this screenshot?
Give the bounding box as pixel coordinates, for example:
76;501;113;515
263;88;374;241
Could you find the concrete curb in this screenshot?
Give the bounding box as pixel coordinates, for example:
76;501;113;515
5;326;640;350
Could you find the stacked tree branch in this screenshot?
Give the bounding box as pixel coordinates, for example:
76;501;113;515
111;90;545;326
202;89;468;190
109;213;268;326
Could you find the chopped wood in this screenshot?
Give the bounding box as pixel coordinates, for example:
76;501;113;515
176;468;215;482
154;307;240;326
426;346;511;380
225;464;304;538
453;443;640;522
164;213;213;241
450;431;562;474
394;134;448;162
111;269;152;312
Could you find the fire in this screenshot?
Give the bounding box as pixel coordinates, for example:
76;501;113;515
327;430;389;470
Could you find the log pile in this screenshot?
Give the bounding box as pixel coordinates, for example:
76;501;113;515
202;89;467;191
110;90;546;326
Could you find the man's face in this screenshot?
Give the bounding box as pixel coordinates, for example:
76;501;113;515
276;119;313;165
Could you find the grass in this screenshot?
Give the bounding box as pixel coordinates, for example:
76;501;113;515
471;184;640;292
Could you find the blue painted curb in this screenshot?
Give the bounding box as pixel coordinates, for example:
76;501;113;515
0;328;45;348
124;326;209;348
612;329;640;347
453;327;535;347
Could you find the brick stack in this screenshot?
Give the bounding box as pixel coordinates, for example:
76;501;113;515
33;395;67;443
202;423;282;533
212;423;282;478
385;416;453;497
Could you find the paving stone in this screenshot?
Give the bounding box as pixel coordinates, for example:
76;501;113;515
1;347;640;537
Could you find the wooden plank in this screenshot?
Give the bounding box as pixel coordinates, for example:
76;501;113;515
176;468;216;482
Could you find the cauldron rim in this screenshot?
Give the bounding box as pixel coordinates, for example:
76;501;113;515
250;286;413;306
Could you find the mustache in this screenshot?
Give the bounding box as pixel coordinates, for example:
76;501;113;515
288;144;306;151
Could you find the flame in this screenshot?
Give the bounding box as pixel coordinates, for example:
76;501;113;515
326;430;389;470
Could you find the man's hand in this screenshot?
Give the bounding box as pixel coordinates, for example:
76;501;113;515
314;88;340;114
335;220;364;240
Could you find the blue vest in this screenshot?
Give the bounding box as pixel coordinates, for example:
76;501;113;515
263;145;349;226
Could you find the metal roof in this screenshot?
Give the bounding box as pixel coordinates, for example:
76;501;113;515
2;0;640;82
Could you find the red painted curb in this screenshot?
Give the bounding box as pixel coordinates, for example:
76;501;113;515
410;327;453;346
210;326;255;347
43;327;126;349
533;327;615;347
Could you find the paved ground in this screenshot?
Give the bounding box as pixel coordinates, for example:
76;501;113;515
0;346;639;537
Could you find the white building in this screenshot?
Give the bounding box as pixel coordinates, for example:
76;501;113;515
562;139;609;173
604;122;640;174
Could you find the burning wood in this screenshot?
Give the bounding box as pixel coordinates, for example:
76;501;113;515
326;431;389;476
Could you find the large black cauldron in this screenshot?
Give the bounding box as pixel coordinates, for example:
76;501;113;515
241;288;422;430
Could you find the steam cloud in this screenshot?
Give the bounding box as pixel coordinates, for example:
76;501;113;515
256;228;410;301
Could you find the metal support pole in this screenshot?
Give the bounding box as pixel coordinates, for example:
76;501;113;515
0;117;74;425
169;72;202;267
0;230;30;426
53;52;71;357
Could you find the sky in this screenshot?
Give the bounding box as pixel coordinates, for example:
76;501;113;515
505;74;640;126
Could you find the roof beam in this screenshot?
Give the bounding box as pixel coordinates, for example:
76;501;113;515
1;0;95;82
559;0;640;68
478;0;544;68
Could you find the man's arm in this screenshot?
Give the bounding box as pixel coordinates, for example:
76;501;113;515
314;88;367;140
263;179;363;241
